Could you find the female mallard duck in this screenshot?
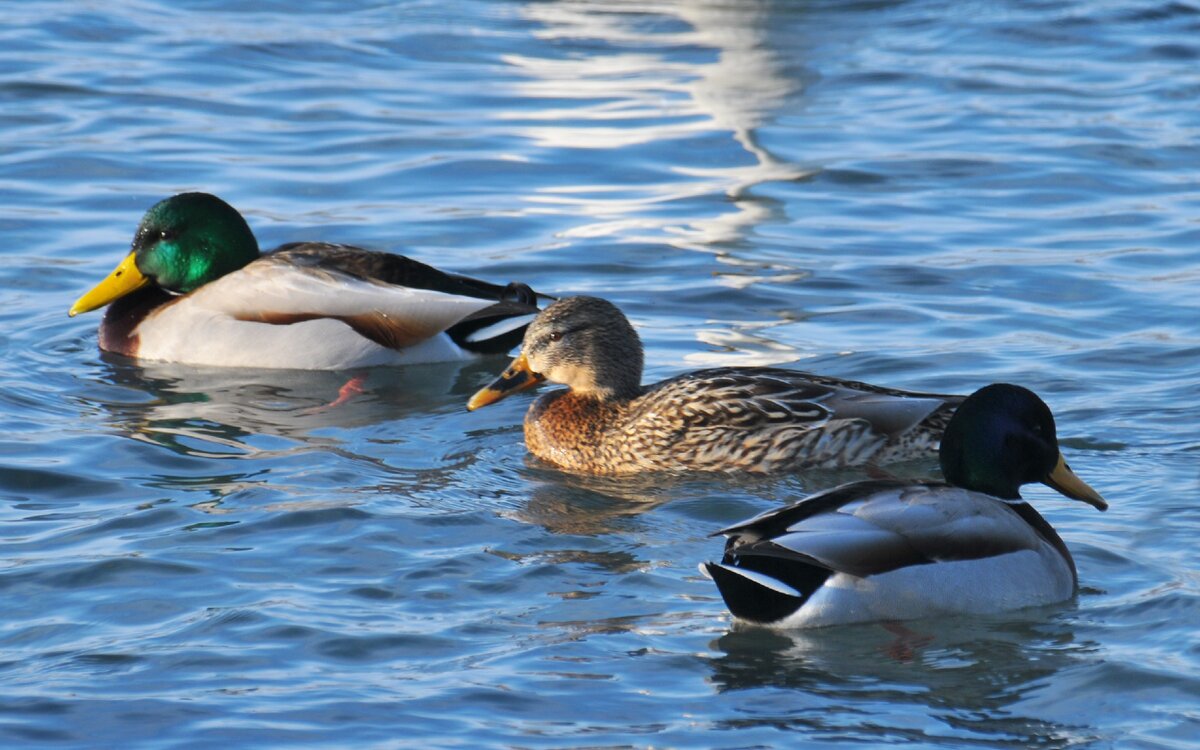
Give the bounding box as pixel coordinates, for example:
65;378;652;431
702;383;1108;628
68;192;547;369
467;295;964;474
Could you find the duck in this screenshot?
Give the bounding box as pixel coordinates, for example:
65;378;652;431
467;295;964;475
701;383;1108;628
68;192;549;369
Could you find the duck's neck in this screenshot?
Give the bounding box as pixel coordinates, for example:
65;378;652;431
99;286;175;357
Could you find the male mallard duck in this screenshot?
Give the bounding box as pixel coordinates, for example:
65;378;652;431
68;192;548;369
701;383;1108;628
467;295;964;474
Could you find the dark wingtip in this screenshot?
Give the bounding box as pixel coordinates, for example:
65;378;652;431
705;562;805;626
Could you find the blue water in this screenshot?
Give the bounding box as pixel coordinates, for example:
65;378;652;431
2;0;1199;747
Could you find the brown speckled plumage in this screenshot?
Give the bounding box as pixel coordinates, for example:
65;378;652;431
470;296;964;476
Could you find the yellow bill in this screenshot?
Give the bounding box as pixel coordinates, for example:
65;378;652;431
69;252;149;317
467;353;545;411
1042;452;1108;511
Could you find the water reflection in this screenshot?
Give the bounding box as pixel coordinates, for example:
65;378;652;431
673;0;818;244
503;469;673;539
92;355;499;455
78;356;511;515
509;454;947;540
512;0;814;252
705;614;1101;747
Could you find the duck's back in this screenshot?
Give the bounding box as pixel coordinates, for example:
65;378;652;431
269;243;535;304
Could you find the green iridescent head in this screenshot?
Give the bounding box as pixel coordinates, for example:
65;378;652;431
69;192;260;316
939;383;1107;509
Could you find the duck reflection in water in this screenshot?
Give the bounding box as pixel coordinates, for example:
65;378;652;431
705;616;1098;747
86;356;512;514
95;356;505;447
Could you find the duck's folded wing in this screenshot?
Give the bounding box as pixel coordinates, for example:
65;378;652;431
266;245;545;353
659;369;838;427
769;369;962;436
714;479;915;538
657;369;960;434
814;388;961;438
272;243;551;304
722;484;1045;579
189;257;499;350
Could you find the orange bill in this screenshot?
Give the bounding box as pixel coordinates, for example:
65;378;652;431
69;251;149;317
467;353;545;411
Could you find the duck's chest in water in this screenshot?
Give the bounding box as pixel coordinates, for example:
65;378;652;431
523;392;631;474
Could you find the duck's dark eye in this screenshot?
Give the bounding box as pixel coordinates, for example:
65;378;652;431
159;229;176;241
548;330;568;343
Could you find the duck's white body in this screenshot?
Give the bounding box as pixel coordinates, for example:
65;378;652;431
100;251;538;370
752;548;1074;629
702;480;1078;628
137;315;473;370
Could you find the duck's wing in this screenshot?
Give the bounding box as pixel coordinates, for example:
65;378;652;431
715;481;1046;579
188;245;543;352
631;369;961;470
271;243;551;304
644;369;841;427
270;244;548;354
649;368;960;433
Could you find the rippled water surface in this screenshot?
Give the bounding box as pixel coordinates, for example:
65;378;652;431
2;1;1199;747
